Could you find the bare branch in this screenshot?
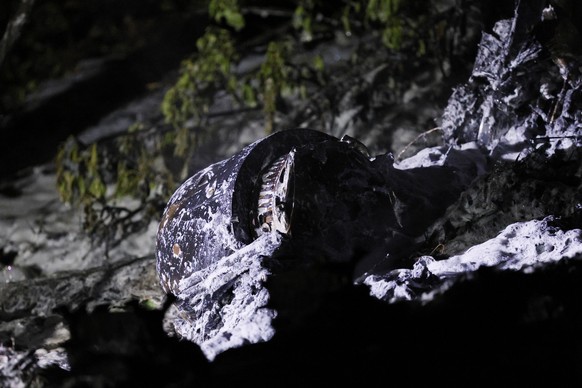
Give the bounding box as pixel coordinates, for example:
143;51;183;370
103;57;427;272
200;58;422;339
396;127;443;161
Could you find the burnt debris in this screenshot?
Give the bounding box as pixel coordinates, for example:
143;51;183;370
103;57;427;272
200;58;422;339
155;127;484;359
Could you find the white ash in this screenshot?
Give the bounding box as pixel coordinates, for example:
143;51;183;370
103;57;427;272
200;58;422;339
427;216;582;276
165;233;281;361
364;216;582;303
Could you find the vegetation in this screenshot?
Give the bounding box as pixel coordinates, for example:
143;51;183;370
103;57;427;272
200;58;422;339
55;126;176;252
162;0;439;132
6;0;471;249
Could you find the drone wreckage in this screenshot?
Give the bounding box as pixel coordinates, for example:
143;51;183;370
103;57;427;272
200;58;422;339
155;0;582;361
155;127;486;360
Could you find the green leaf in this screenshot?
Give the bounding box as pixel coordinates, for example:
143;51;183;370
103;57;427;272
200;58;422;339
242;82;257;107
209;0;245;31
77;176;86;198
313;55;325;72
293;6;305;30
223;8;245;31
88;143;99;175
89;176;106;199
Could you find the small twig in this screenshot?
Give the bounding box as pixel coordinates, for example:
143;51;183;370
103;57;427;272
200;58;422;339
396;126;443;161
429;243;445;256
549;77;568;124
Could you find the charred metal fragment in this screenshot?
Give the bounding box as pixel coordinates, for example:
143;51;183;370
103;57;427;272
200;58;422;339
441;0;582;158
156;128;479;294
156;128;335;295
155;128;481;359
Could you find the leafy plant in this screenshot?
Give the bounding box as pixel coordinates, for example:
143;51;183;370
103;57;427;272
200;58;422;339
365;0;402;49
160;0;452;134
293;0;316;42
56;126;175;253
54;0;473;246
209;0;245;31
260;41;291;134
161;27;238;132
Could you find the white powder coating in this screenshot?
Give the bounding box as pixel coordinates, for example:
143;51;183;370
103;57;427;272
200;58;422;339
0;167;158;282
376;10;582;303
364;256;437;303
155;135;263;295
427;216;582;276
364;217;582;303
168;233;282;361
